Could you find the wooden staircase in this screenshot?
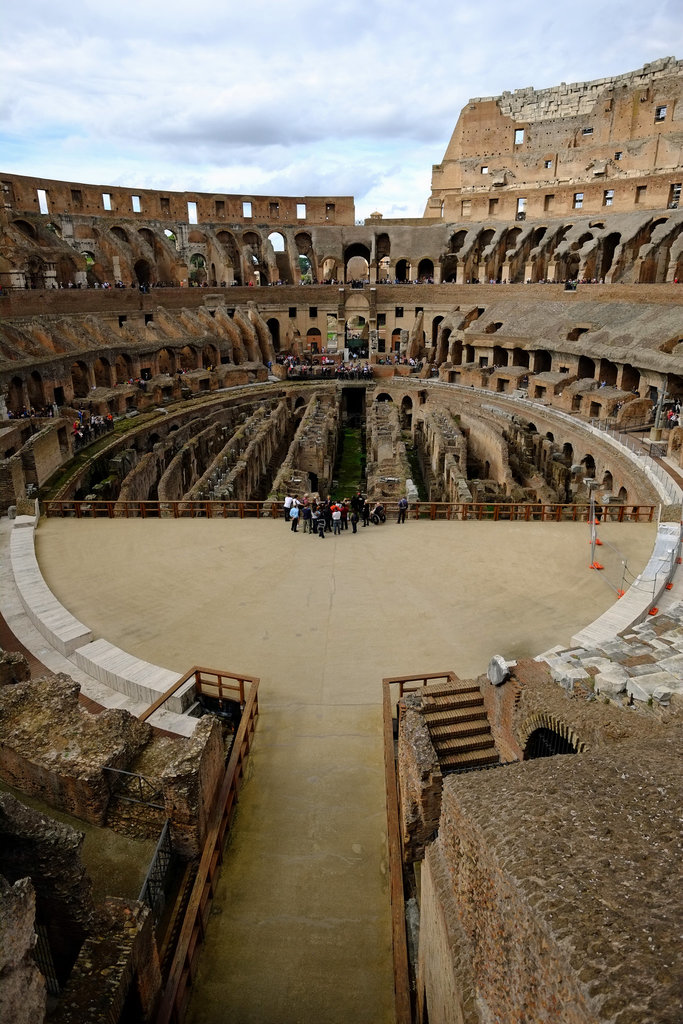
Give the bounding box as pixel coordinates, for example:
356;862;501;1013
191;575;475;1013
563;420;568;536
420;680;499;771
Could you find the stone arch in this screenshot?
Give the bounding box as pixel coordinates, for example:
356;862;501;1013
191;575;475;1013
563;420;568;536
600;232;621;279
188;230;206;244
110;226;129;244
158;348;175;375
375;393;393;403
306;327;322;354
179;346;198;371
436;326;451;365
7;377;25;414
267;318;281;354
599;359;618;387
344;242;370;283
621;364;640;393
13;219;37;239
578;355;595;379
395;258;410;283
70;361;90;398
417;258;434;280
134;259;152;288
533;350;552;373
216;230;241;284
115;354;133;383
202;344;219;368
518;713;586;757
512;347;529;368
189;253;207;285
321;256;340;282
55;255;79;288
27;370;45;410
400;396;413;429
93;357;112;389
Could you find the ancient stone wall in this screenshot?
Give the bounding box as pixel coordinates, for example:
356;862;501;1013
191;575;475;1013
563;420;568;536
397;703;443;863
0;874;46;1024
416;724;682;1024
161;716;224;860
0;675;151;825
366;398;412;498
0;791;96;988
427;58;683;224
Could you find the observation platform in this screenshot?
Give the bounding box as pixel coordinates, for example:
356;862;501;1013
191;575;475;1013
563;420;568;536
0;513;663;1022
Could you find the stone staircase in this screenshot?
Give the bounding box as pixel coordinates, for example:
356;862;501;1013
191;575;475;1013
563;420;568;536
420;680;499;771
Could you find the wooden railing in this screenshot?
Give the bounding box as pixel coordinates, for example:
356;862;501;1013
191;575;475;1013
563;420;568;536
155;673;259;1024
139;665;258;723
381;671;458;1024
42;499;657;522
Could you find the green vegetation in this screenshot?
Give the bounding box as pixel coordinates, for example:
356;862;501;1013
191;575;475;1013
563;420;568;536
333;427;365;496
403;434;428;500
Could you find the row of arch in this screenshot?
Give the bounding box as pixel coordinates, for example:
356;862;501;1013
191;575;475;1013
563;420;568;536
9;210;682;292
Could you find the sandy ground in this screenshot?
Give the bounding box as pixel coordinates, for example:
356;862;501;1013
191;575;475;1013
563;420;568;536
34;516;655;1024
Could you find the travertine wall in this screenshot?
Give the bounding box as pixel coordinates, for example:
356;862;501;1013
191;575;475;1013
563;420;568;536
427;58;683;223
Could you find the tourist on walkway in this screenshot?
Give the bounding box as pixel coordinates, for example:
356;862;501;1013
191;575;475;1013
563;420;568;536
283;491;294;522
302;504;313;534
290;503;300;532
350;510;359;533
332;506;342;534
361;499;370;527
397;496;408;524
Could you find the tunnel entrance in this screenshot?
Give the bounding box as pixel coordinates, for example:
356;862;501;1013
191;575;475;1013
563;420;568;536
524;727;577;759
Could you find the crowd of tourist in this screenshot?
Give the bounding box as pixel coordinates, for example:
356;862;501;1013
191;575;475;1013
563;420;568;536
282;491;408;535
72;412;114;450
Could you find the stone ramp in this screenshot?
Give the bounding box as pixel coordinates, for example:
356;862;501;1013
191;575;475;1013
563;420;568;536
10;519;93;655
4;517;197;736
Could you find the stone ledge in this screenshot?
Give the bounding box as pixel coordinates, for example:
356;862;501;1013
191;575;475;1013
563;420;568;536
10;522;93;655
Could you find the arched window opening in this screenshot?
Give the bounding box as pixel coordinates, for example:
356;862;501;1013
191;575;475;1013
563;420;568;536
134;259;151;288
202;345;218;369
375;393;393;403
395;258;410;283
163;229;179;251
28;371;45;410
306;327;322;354
70;361;90;398
268;232;285;252
400;396;413;429
267;318;281;353
111;226;129;244
115;354;132;383
533;350;552;374
179;346;197;371
189;254;206;286
417;258;434;281
158;348;175;375
93;358;111;389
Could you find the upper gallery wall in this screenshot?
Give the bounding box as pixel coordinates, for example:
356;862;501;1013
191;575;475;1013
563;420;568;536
425;57;683;223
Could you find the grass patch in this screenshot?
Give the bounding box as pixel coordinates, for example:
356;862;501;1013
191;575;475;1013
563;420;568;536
334;428;365;497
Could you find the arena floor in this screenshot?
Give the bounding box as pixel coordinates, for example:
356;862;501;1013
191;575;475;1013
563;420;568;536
34;516;655;1024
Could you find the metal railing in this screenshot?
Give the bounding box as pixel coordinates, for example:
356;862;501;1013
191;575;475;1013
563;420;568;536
589;418;682;503
103;766;164;809
139;820;173;920
42;498;657;522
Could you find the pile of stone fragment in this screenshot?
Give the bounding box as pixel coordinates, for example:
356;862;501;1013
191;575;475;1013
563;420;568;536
538;602;683;706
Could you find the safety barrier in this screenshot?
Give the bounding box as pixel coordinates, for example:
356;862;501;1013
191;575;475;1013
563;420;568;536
155;674;259;1024
42;498;657;522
